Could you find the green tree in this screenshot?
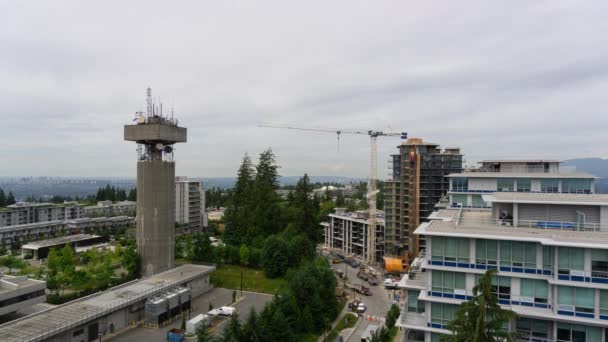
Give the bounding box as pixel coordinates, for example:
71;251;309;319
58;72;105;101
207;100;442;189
241;307;260;342
291;174;320;242
262;235;289;278
127;188;137;201
250;148;282;240
442;269;518;342
222;313;242;342
0;254;26;273
0;188;6;207
239;245;250;266
385;303;400;330
335;191;345;206
224;154;255;245
121;243;140;279
196;323;216;342
6;192;16;205
192;233;213;262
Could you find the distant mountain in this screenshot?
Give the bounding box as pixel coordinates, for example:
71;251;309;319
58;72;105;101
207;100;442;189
563;158;608;193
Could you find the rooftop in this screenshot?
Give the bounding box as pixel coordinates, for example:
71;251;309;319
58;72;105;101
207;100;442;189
447;171;595;178
0;275;45;295
0;264;214;342
479;159;560;163
21;234;101;250
486;192;608;206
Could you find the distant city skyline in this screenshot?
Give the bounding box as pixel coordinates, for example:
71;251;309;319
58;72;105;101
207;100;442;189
1;1;607;177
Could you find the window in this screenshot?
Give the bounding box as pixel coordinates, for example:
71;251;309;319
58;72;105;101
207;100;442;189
476;239;498;267
452;177;468;192
558;247;584;275
558;286;594;314
477;274;511;300
500;241;537;269
557;323;601;342
520;279;548;304
431;271;466;295
516;318;549;340
541;179;559;193
542;245;553;271
497;178;514;192
407;290;424;313
451;194;467;207
562;179;592;194
591;249;608;278
600;290;608;317
471;195;486;208
431;237;469;264
430;303;456;327
517;178;531;192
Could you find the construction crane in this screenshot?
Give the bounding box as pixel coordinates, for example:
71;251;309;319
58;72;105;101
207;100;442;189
259;124;407;264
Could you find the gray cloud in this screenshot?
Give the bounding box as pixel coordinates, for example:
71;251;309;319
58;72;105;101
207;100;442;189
1;1;607;178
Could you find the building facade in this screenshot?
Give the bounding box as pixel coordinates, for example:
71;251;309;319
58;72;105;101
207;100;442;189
84;200;136;217
0;216;134;250
448;160;596;209
175;177;206;233
323;208;385;261
0;202;85;228
384;138;463;260
398;192;608;342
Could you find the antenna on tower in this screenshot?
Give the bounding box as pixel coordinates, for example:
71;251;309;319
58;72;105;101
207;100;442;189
146;87;152;117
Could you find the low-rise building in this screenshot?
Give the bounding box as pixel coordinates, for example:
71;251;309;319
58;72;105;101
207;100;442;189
323;208;385;261
0;274;46;317
0;202;85;228
0;216;134;250
84;200;136;217
0;264;214;341
397;192;608;341
21;234;107;260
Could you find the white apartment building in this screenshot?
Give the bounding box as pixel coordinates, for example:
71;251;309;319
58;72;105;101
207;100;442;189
84;200;136;217
448;160;596;209
0;274;46;317
397;192;608;342
0;202;85;227
323;208;385;262
175;177;206;233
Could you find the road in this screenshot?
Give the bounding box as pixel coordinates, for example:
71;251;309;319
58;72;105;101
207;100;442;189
329;262;393;342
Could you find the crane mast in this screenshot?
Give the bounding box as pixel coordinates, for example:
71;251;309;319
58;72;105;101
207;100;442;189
259;124;406;264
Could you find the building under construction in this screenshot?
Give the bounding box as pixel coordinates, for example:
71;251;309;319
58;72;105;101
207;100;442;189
124;88;187;277
384;138;463;262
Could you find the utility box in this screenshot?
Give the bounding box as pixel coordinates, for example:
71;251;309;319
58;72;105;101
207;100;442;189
186;314;210;335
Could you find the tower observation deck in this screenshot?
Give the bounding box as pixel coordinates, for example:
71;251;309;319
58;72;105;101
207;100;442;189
124;88;187;277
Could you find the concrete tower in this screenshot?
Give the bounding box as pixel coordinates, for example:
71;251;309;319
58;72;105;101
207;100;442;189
124;88;187;277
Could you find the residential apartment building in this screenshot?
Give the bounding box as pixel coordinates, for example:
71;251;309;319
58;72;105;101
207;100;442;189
397;192;608;342
323;208;385;261
384;138;463;260
0;202;85;227
175;177;206;233
0;216;134;250
84;200;136;217
448;160;596;209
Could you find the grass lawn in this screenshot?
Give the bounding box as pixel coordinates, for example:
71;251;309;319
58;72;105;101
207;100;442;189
210;264;287;294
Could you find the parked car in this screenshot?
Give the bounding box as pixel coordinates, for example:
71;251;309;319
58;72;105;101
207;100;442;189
208;306;237;317
383;278;397;289
357;303;366;313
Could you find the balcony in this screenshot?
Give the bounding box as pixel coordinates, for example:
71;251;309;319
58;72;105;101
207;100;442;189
397;311;427;329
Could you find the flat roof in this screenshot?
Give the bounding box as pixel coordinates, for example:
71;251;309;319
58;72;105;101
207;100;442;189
479;160;560;163
0;220;65;232
21;234;101;250
0;275;45;295
486;192;608;206
448;171;595;179
0;264;214;342
416;208;608;248
328;213;385;226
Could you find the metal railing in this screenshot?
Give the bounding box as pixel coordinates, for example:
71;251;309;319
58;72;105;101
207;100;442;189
455;215;605;233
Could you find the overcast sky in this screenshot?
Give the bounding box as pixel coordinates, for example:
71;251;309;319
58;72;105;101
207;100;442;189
1;1;607;179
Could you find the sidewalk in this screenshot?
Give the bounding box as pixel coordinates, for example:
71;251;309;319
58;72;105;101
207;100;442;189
318;303;350;342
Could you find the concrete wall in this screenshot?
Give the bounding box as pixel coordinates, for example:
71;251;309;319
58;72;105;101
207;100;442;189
124;124;187;143
137;160;175;277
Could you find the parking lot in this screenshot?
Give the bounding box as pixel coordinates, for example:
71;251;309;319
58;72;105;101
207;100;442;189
109;288;273;341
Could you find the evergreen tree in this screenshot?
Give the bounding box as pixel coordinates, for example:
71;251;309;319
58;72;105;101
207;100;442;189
261;235;289;278
192;233;213;262
335;191;345;206
6;192;16;205
250;148;282;240
442;269;518;341
0;188;6;206
221;313;242;342
291;174;320;242
224;154;255;245
242;308;260;342
127;188;137;201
